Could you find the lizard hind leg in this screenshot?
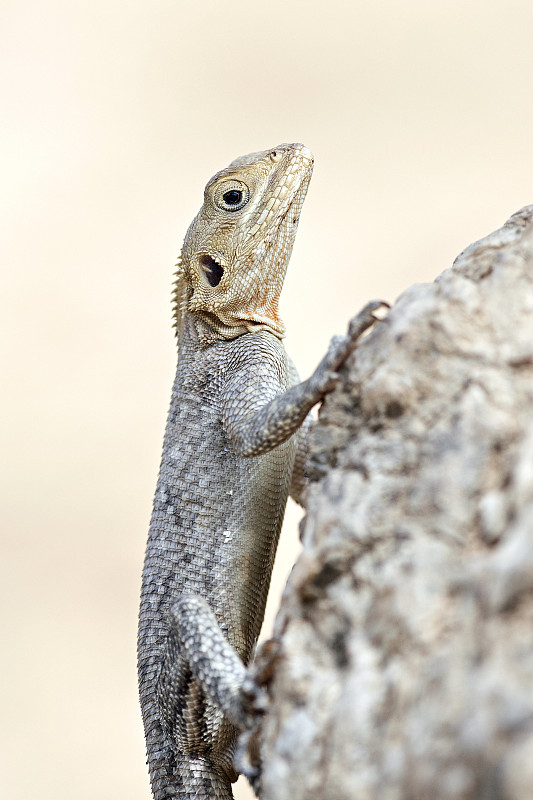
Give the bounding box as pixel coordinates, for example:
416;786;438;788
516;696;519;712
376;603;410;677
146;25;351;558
167;595;267;731
156;595;267;797
155;595;242;798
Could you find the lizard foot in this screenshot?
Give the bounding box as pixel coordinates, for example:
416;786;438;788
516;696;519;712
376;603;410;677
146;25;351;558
308;299;389;397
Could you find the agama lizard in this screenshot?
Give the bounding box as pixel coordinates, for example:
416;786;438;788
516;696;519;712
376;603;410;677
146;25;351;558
137;143;383;799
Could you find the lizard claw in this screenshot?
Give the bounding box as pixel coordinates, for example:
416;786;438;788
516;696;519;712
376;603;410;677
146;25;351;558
347;299;389;340
233;677;269;785
240;675;269;721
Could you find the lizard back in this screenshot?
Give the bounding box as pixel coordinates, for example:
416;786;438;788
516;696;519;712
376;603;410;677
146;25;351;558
138;144;314;799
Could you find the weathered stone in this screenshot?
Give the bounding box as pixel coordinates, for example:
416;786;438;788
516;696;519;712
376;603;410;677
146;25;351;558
257;207;533;800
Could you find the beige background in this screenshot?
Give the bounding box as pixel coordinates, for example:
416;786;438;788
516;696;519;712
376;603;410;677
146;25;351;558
1;1;532;798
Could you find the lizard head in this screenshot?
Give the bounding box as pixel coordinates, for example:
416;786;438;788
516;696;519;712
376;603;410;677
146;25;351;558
174;143;314;339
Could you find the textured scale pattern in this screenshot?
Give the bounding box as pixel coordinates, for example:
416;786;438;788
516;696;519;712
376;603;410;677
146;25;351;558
138;145;314;800
138;142;383;799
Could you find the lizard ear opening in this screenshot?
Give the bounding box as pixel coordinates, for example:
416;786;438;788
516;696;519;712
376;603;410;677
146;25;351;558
199;255;224;288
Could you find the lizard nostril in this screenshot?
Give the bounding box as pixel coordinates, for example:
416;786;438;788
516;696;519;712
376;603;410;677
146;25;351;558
199;255;224;287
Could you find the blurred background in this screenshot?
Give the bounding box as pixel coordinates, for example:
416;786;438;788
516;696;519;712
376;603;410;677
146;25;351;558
1;1;532;798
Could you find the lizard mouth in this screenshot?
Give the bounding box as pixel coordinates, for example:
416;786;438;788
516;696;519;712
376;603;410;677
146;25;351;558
199;254;224;287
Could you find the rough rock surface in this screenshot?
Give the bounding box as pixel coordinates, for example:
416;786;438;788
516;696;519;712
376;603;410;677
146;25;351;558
256;207;533;800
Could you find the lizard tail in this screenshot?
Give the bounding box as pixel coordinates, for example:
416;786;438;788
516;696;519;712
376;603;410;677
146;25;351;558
151;754;235;800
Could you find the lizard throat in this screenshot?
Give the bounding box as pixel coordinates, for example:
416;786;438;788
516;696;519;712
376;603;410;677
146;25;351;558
193;309;285;341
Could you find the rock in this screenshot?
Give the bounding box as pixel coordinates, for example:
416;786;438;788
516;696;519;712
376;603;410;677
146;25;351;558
256;207;533;800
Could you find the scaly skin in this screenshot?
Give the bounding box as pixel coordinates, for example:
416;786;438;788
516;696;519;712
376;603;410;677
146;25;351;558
138;143;383;799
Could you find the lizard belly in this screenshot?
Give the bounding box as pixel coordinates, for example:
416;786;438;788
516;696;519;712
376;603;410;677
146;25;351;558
146;396;293;647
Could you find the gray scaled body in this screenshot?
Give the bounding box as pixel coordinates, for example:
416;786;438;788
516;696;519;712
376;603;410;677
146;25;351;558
138;143;382;799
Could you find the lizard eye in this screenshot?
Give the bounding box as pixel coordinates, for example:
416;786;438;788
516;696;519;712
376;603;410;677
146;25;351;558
269;150;282;162
223;189;242;205
214;180;249;212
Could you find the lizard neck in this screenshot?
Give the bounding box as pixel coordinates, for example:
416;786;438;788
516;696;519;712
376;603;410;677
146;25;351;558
177;308;285;356
176;312;241;354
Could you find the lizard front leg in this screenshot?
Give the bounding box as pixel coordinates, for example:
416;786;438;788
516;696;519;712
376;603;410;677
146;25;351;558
288;300;388;504
223;301;387;457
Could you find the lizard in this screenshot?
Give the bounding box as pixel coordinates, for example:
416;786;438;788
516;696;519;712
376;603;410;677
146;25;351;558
137;142;384;800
